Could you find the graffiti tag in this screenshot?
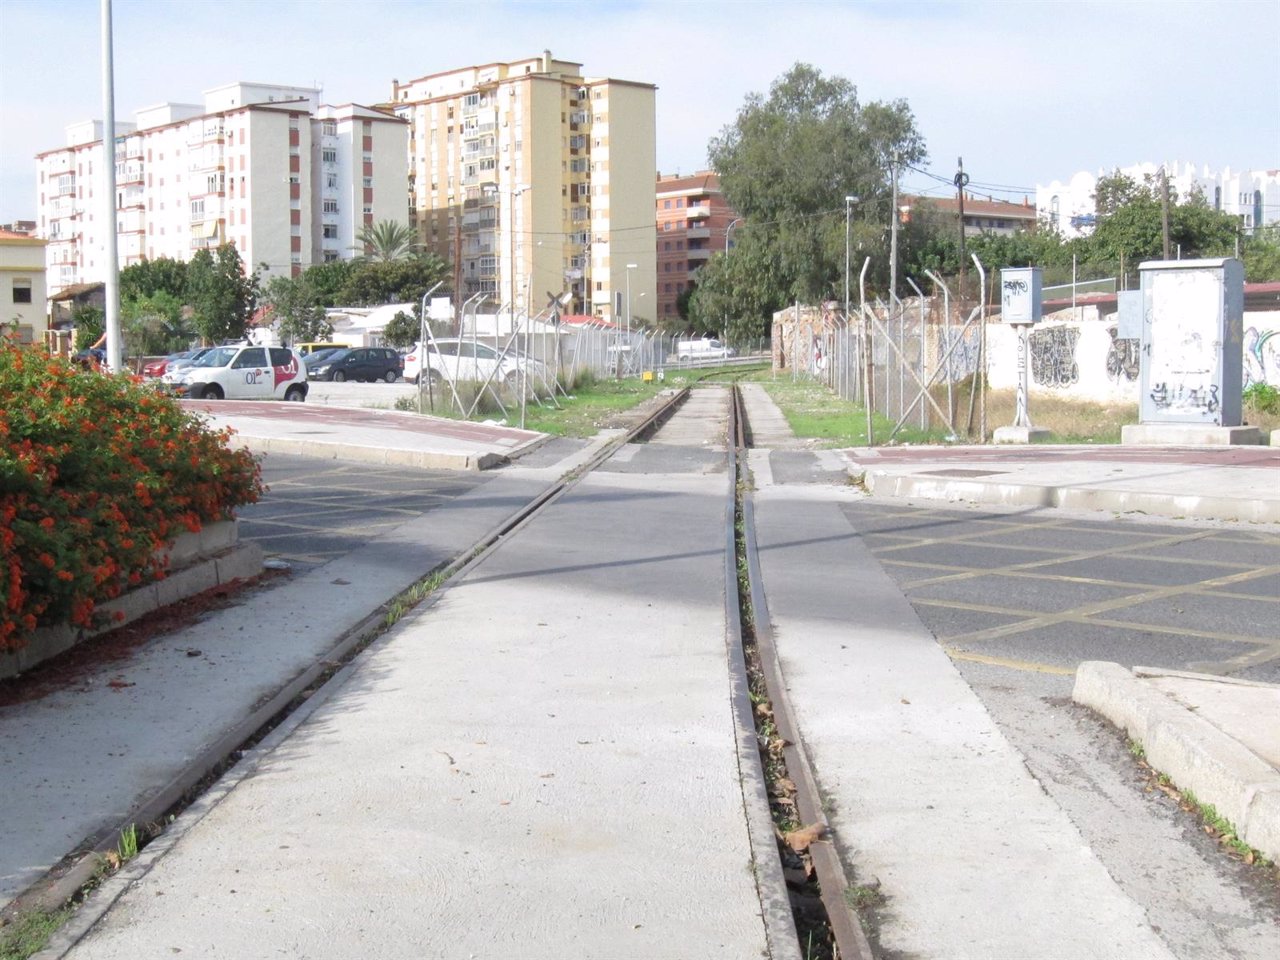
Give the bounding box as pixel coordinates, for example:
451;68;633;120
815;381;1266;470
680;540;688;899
1029;326;1080;388
1106;327;1140;383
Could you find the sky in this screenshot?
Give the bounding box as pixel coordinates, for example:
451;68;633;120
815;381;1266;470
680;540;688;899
0;0;1276;224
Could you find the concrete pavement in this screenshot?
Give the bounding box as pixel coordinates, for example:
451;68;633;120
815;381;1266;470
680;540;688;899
5;389;1274;957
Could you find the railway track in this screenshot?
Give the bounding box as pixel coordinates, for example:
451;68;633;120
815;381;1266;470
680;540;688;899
23;382;874;960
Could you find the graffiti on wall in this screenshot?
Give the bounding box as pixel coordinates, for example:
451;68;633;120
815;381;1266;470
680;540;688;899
1245;327;1280;387
1105;327;1140;382
935;327;981;380
1029;326;1080;387
1149;381;1219;414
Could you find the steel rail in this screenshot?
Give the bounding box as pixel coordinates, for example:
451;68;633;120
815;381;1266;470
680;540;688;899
730;385;876;960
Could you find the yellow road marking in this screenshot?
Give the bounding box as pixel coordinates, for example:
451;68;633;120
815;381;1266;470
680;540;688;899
942;647;1075;675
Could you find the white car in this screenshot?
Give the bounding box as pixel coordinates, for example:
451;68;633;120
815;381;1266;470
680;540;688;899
165;344;308;401
675;338;734;362
403;338;545;388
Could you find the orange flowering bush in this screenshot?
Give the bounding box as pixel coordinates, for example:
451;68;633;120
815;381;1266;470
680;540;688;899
0;345;263;651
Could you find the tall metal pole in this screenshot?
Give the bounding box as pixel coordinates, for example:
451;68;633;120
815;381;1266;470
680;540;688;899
888;158;900;305
1160;167;1172;261
101;0;121;372
955;157;969;301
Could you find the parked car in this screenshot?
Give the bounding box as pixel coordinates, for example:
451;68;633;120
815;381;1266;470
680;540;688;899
402;338;545;387
164;346;219;378
306;346;403;383
301;347;341;368
142;349;199;379
163;344;308;401
675;338;734;362
295;341;347;357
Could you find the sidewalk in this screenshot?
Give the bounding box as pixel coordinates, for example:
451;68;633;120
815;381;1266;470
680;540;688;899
736;386;1280;877
842;443;1280;523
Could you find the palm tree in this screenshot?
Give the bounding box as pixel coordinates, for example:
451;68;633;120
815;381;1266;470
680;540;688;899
355;220;421;262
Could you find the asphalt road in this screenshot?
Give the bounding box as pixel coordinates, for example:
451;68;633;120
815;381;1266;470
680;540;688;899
237;453;487;574
839;500;1280;958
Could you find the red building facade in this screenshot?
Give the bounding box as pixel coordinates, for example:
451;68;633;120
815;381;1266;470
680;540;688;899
655;171;738;324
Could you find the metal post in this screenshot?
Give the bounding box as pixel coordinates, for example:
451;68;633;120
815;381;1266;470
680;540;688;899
417;280;444;414
925;269;955;438
100;0;121;372
905;277;926;431
972;253;987;442
859;256;872;446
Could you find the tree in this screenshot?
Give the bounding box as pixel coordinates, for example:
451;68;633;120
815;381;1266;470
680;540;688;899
121;291;188;355
355;220;420;262
119;256;187;303
703;63;926;326
336;256;449;306
303;259;359;307
71;305;105;351
382;310;420;348
185;244;257;344
264;274;332;345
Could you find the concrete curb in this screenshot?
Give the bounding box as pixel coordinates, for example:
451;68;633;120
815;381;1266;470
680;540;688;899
227;435;508;471
1073;661;1280;863
861;469;1280;523
1;529;264;681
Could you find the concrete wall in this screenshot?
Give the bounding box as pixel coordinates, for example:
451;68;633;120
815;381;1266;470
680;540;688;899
986;308;1280;403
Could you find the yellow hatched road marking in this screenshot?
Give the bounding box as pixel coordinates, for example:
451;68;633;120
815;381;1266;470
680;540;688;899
941;647;1075;675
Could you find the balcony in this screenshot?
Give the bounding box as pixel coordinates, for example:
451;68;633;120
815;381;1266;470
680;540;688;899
686;248;712;262
686;205;710;220
685;226;710;240
117;164;144;185
187;124;225;147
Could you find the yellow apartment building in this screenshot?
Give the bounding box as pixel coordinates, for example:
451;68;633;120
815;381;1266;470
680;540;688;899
0;228;48;345
390;52;656;325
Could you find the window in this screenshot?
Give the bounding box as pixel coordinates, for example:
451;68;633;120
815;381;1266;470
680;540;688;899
12;279;32;304
323;224;338;239
323;199;339;214
663;200;671;209
327;173;338;190
322;120;337;136
322;148;337;164
324;250;339;262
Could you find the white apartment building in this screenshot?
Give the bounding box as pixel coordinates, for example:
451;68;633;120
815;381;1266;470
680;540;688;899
1037;162;1280;239
391;51;656;324
36;82;407;295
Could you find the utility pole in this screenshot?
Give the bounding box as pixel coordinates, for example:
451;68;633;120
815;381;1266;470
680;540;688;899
1160;167;1172;261
955;157;970;299
888;154;900;307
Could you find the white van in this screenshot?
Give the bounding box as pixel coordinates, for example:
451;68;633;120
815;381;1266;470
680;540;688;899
674;338;734;362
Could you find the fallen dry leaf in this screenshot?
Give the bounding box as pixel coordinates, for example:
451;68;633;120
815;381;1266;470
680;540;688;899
784;822;826;853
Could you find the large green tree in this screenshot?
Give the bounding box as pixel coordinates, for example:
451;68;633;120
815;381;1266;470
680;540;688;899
336;255;449;306
697;63;926;336
185;244;258;344
303;259;359;307
119;256;188;303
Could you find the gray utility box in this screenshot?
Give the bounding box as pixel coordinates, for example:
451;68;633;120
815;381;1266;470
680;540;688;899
1138;258;1244;426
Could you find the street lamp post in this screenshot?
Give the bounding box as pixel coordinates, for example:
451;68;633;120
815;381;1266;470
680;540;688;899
725;217;742;255
844;196;858;323
625;263;637;340
508;183;530;329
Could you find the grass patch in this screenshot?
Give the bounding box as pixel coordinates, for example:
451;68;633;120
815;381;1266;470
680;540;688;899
0;908;73;960
748;371;948;447
521;375;667;438
747;368;1162;446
